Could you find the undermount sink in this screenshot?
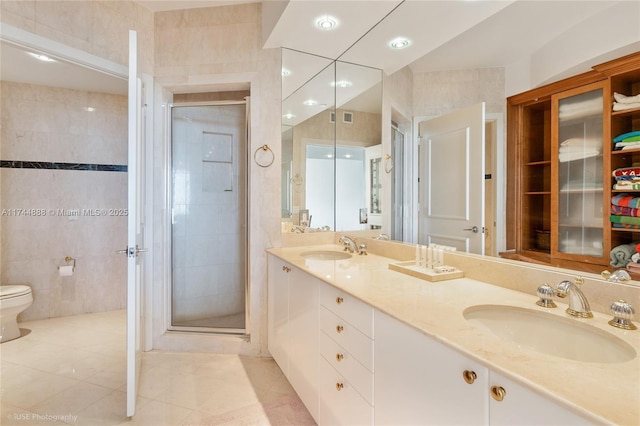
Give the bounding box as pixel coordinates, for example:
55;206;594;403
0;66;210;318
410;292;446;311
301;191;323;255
463;304;637;364
300;250;352;261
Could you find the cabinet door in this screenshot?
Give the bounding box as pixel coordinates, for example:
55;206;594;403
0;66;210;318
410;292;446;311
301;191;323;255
552;81;607;262
489;371;594;425
288;268;319;420
267;255;289;374
374;310;488;425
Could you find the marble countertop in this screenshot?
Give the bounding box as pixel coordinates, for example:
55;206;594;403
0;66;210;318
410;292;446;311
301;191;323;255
267;244;640;425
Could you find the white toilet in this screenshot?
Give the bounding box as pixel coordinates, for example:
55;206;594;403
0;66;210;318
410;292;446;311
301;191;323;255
0;285;33;343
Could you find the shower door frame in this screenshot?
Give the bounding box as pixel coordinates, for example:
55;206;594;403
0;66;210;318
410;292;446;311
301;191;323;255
166;99;250;336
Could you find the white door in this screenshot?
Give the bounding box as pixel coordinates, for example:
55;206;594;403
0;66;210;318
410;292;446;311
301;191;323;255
125;30;147;418
418;102;485;254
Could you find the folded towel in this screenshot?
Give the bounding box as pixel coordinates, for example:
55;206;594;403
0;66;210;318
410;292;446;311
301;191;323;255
613;131;640;143
614;182;640;190
614;102;640;112
614;92;640;104
614;174;640;182
610;243;637;267
615;141;640;150
626;263;640;275
613;222;640;229
612;167;640;177
614;135;640;143
559;97;602;120
560;137;601;149
610;215;640;225
611;193;640;209
558;150;599;163
611;204;640;217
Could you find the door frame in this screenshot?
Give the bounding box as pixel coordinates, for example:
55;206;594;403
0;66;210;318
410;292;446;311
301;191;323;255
165;99;250;336
411;112;505;255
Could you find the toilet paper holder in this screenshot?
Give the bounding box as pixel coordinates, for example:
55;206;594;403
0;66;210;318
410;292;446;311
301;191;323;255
61;256;76;269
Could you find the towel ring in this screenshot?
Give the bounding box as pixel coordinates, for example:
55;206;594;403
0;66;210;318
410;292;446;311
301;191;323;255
384;154;393;174
254;144;274;168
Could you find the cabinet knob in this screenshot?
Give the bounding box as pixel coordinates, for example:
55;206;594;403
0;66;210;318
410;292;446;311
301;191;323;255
282;266;291;273
490;385;506;402
336;382;344;391
336;353;344;362
336;296;344;304
336;325;344;333
462;370;477;384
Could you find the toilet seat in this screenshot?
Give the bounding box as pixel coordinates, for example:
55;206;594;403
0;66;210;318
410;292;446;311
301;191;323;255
0;285;32;300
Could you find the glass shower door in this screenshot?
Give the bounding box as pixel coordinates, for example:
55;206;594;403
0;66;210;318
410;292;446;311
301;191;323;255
170;102;248;333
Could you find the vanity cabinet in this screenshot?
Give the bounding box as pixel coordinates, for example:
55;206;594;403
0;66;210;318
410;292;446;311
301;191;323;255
374;310;592;426
318;284;374;425
266;255;319;421
506;52;640;274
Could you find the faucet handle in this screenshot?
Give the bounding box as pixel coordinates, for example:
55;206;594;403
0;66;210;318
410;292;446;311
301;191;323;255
358;243;368;255
536;284;557;308
609;300;637;330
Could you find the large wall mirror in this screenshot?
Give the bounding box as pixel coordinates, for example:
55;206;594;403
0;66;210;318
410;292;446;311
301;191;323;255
281;48;383;232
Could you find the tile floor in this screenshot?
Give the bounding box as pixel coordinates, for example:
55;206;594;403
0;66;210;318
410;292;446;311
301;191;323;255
1;310;315;425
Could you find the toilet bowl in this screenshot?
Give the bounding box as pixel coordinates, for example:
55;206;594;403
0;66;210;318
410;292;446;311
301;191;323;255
0;285;33;343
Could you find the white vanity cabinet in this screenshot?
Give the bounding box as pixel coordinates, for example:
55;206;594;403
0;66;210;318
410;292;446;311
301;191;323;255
374;310;594;426
266;255;319;421
374;309;488;425
318;284;374;426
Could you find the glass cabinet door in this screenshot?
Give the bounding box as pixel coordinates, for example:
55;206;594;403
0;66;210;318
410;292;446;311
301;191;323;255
554;83;604;258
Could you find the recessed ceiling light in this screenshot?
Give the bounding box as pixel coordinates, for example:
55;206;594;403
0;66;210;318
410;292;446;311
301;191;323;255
283;113;295;119
303;99;318;106
316;15;338;30
389;37;411;50
281;68;291;77
331;80;353;88
84;107;96;112
27;52;56;62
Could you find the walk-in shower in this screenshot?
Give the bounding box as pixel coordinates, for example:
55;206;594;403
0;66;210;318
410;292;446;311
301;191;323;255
169;100;249;334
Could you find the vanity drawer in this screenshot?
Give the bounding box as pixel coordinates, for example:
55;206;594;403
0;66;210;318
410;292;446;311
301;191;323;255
320;306;374;371
319;284;373;338
320;330;373;405
319;356;373;426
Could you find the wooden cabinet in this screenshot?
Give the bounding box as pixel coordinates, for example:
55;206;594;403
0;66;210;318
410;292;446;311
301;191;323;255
506;52;640;274
374;310;593;426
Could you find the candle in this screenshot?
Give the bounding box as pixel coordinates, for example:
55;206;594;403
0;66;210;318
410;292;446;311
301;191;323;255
421;245;427;268
438;248;444;267
427;247;432;269
415;244;420;266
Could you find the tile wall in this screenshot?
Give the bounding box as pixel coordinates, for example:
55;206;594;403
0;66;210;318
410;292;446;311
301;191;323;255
0;81;128;321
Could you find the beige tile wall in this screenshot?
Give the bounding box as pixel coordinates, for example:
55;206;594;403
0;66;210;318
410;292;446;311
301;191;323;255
1;81;128;320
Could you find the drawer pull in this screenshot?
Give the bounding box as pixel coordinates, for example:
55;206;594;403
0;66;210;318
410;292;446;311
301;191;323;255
336;325;344;333
462;370;477;384
282;266;291;273
336;382;344;391
336;296;344;304
336;353;344;362
490;385;506;402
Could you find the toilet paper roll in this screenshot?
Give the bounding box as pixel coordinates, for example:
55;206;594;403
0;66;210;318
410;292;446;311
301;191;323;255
59;265;74;277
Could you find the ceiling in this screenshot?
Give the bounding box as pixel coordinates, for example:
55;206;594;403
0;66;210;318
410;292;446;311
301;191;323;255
0;1;632;98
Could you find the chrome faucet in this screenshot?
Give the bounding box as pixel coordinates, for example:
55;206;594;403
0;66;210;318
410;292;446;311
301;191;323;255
339;236;358;253
555;279;593;318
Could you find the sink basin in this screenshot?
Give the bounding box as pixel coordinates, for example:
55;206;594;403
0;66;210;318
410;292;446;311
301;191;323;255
300;250;352;260
463;305;636;364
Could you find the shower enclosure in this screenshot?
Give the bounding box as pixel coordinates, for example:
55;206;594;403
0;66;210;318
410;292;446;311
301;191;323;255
170;101;249;334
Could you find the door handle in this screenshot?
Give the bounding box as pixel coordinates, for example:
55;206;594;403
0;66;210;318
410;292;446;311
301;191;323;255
116;245;148;257
463;226;479;233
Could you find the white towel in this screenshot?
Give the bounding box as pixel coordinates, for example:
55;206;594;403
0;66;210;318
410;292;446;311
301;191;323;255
614;92;640;104
613;101;640;111
558;150;599;163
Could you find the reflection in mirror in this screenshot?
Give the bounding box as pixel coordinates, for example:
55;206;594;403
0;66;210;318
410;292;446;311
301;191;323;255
335;61;383;232
281;49;335;231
